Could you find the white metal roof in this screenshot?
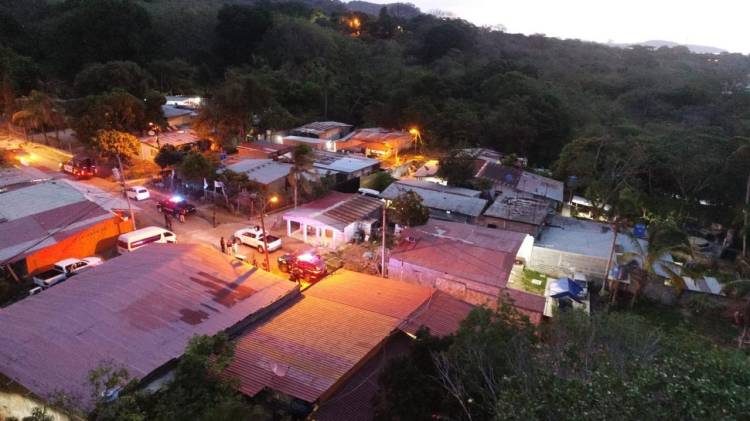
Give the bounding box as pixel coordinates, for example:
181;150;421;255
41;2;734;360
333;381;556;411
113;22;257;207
313;154;379;174
381;180;487;217
224;159;293;185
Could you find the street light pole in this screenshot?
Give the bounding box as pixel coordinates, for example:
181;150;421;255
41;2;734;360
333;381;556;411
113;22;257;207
259;204;270;271
381;201;387;278
258;193;278;271
116;154;137;230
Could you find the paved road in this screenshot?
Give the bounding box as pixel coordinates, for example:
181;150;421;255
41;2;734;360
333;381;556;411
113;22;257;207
1;135;317;281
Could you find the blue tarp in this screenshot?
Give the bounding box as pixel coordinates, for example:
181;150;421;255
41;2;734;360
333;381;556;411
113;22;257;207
548;278;585;302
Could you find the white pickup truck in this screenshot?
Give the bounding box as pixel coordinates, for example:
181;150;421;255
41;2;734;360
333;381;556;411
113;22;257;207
32;257;103;288
233;227;282;253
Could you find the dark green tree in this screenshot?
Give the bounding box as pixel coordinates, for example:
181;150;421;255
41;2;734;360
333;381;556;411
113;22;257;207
436;150;476;188
49;0;157;76
214;4;273;67
389;190;430;227
178;151;217;182
193;73;272;145
154;145;185;169
289;144;316;208
73;61;153;98
67;90;146;143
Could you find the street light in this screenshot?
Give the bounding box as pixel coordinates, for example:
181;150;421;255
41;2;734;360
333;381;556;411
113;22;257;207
258;193;279;272
408;127;422;155
148;122;161;149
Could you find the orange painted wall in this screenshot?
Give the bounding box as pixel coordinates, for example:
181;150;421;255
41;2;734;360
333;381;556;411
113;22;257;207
25;217;134;274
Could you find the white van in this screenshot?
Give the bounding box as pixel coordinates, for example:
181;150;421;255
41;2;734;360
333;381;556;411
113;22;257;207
117;226;176;253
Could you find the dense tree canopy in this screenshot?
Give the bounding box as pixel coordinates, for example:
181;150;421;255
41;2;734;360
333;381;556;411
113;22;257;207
3;0;750;228
375;307;750;420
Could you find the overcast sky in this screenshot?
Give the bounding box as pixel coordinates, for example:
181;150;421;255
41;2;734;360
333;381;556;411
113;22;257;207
367;0;749;53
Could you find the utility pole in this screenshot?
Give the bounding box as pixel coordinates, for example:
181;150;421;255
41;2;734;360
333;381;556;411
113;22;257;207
602;219;619;301
381;202;387;278
116;154;137;230
259;202;271;271
256;193;278;272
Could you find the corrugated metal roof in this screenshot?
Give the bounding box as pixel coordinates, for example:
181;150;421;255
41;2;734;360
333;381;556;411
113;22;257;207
0;166;49;188
225;270;433;403
0;180;136;263
0;244;297;408
500;288;546;321
283;192;382;231
295;121;352;134
516;171;564;202
0;181;85;221
305;270;433;320
476;162;522;187
318;195;382;229
313;332;413;421
224;159;292;185
139;130;200;148
347;128;411;151
391;220;526;289
381;180;487;217
161;104;197;119
313;152;380;174
402;291;474;337
476;163;564;203
483;188;553;226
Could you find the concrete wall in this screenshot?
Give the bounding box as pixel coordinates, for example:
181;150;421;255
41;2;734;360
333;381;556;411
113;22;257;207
25;217;134;275
388;258;499;307
528;246;607;281
517;235;534;263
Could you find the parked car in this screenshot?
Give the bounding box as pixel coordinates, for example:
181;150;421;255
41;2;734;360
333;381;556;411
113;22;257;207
32;257;103;288
234;226;282;253
358;187;381;198
60;157;97;178
125;186;150;201
156;196;196;218
117;226;176;253
277;252;327;281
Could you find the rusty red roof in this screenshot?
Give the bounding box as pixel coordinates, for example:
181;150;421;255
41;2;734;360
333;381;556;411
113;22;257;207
313;332;413;421
225;270;433;403
391;220;528;289
0;200;111;263
0;244;297;408
402;291;475;337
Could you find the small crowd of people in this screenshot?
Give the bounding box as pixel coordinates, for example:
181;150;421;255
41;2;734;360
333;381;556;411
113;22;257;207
220;236;240;256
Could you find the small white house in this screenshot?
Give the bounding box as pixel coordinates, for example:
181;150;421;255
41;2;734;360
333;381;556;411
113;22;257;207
282;192;382;249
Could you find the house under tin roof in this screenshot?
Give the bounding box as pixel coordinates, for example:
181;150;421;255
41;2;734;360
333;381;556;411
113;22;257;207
476;162;564;203
0;179;133;264
0;244;297;408
225;269;469;405
380;179;488;222
223;159;293;186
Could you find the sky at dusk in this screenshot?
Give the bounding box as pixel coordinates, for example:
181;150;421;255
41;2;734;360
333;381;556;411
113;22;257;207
366;0;750;53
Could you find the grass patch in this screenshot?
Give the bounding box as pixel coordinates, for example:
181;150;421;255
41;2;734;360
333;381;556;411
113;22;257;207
627;299;739;348
520;268;547;294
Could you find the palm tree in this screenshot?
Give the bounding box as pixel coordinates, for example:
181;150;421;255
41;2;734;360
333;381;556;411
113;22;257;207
726;139;750;258
619;220;691;307
288;144;316;208
722;280;750;348
10;109;34;141
11;91;59;145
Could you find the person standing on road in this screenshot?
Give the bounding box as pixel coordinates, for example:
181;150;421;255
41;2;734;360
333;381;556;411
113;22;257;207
232;237;239;255
220;236;226;254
